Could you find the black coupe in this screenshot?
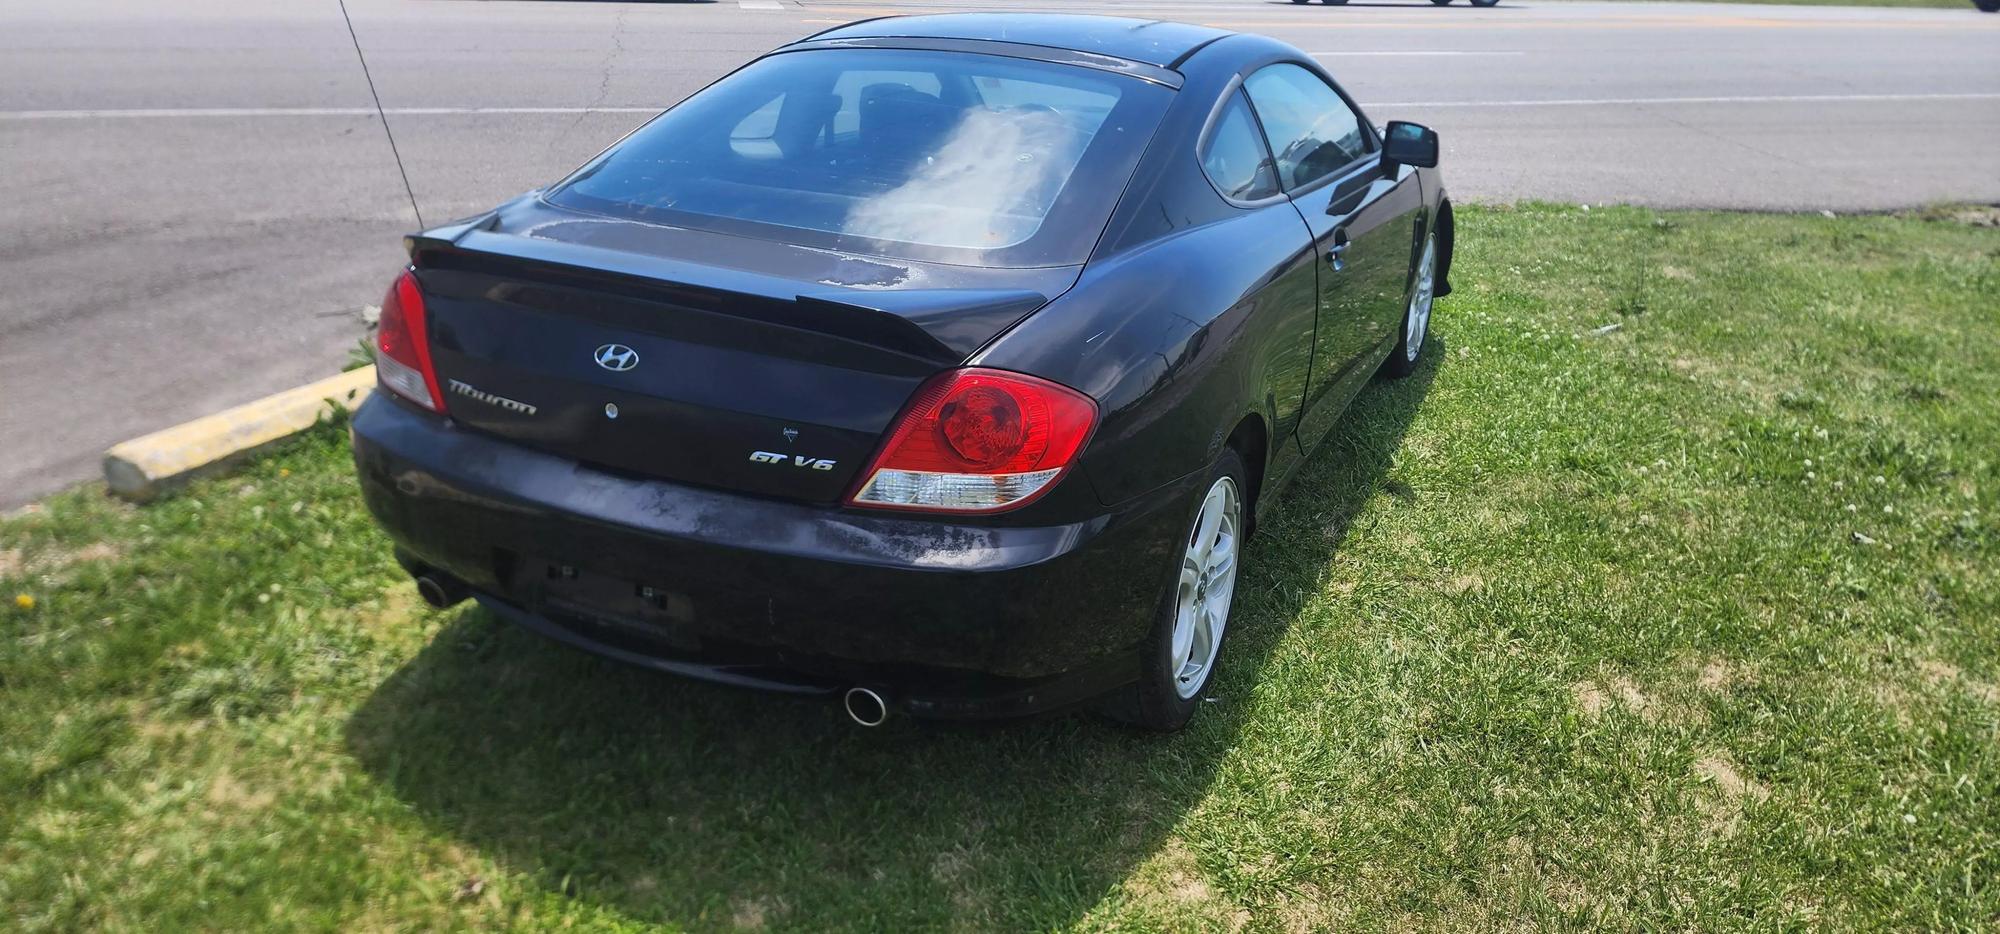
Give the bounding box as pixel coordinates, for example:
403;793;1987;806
352;13;1455;730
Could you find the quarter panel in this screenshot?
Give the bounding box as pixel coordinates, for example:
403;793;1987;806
975;206;1317;506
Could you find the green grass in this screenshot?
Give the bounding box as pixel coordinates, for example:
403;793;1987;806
4;204;1998;931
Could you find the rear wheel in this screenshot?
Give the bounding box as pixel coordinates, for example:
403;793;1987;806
1105;451;1246;731
1470;0;1500;6
1380;228;1437;379
1978;0;1999;12
1431;0;1455;5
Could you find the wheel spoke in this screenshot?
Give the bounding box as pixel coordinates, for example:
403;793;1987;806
1189;600;1213;662
1206;546;1234;582
1171;561;1199;673
1192;488;1225;560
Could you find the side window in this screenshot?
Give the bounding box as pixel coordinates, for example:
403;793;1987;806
1200;90;1279;202
1242;64;1370;191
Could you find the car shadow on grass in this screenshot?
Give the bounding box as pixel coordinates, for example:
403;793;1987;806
343;343;1442;929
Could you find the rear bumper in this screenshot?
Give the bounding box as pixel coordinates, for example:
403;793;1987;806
349;396;1199;718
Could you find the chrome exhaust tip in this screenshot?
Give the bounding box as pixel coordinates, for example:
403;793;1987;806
843;687;889;727
414;572;468;609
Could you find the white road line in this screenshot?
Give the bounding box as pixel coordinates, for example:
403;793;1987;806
739;0;784;9
4;92;1997;121
1311;50;1527;57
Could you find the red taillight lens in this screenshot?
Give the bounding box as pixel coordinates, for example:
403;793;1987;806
849;368;1097;514
375;269;446;412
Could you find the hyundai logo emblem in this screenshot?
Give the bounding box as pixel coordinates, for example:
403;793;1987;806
593;343;639;372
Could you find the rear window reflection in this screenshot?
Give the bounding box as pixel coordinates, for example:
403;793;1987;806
549;49;1163;265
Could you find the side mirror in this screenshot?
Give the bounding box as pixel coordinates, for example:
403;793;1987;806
1382;121;1439;169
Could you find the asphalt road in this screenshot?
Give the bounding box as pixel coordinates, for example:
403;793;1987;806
2;0;1996;507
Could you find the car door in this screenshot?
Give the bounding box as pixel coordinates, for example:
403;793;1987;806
1196;87;1320;487
1243;63;1421;452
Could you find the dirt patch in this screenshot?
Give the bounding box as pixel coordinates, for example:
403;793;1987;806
1128;840;1223;914
1574;674;1660;722
66;542;121;566
1442;573;1486;596
1273;882;1339;933
1695;658;1739;693
730;894;786;930
1919;659;1962;684
1610;676;1654;720
1924;204;2000;228
1920;659;2000;705
205;771;277;812
4;541;123;579
929;844;993;915
363;587;423;630
1871;682;1917;729
1163;863;1213;904
1695;754;1768;804
1694;751;1769;838
1572;682;1610;720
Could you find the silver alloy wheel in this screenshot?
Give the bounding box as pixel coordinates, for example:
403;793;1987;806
1171;476;1241;699
1405;234;1436;363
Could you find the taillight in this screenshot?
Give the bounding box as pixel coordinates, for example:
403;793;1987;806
375;268;446;412
849;368;1098;514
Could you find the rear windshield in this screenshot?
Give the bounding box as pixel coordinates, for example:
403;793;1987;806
545;48;1172;268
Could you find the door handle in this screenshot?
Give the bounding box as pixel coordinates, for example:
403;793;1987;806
1325;229;1350;271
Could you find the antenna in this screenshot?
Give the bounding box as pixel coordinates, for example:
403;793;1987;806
336;0;425;229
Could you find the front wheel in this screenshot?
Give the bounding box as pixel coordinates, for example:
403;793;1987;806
1470;0;1500;6
1105;452;1247;731
1977;0;1999;12
1381;228;1437;379
1431;0;1455;5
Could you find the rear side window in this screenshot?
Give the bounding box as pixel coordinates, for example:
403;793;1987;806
1242;63;1371;191
1200;90;1279;202
546;48;1172;267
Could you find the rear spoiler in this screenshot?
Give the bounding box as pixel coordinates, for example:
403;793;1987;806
404;223;1047;364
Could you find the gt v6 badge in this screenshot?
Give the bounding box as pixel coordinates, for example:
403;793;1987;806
750;451;836;470
447;379;538;415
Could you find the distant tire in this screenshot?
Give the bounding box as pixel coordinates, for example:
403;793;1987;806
1470;0;1500;6
1381;227;1437;379
1431;0;1455;4
1977;0;1999;12
1321;0;1351;4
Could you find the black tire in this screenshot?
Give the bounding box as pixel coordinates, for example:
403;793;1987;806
1977;0;1999;12
1104;449;1249;732
1290;0;1311;4
1380;227;1438;379
1321;0;1351;4
1431;0;1455;5
1470;0;1500;6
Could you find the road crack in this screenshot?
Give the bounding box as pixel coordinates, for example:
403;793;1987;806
556;6;627;154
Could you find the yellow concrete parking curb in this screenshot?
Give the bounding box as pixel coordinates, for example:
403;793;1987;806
102;366;376;502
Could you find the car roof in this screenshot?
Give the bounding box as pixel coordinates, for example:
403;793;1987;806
797;13;1233;70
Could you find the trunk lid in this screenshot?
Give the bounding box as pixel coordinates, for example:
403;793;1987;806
410;198;1077;504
